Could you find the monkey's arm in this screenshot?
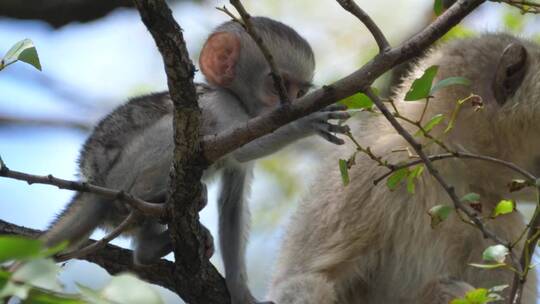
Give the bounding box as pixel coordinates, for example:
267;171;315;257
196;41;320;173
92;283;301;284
232;105;350;162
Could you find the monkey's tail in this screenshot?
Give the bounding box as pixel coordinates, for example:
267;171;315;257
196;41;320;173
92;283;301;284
40;192;109;250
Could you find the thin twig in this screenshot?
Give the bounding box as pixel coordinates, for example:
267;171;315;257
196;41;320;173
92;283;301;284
0;219;178;293
225;1;290;104
395;113;454;153
0;164;166;218
363;88;523;274
0;115;92;131
510;187;540;303
346;131;393;169
491;0;540;13
373;152;536;185
336;0;391;52
56;212;139;262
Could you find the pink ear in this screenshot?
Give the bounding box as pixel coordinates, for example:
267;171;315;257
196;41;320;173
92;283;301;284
199;32;241;87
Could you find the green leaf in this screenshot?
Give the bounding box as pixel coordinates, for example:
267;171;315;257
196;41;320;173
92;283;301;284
404;65;439;101
0;236;42;263
431;77;471;95
428;204;453;228
101;274;163;304
482;245;508;264
386;168;408;190
0;270;10;290
416;114;445;136
406;165;424;194
23;289;86;304
339;159;350;186
339;92;373;109
434;0;444;16
12;259;62;292
461;192;480;203
2;39;41;71
491;200;515;218
38;241;68;258
451;288;498;304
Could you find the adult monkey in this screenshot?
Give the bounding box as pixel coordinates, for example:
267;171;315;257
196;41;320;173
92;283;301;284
269;34;539;304
40;17;349;304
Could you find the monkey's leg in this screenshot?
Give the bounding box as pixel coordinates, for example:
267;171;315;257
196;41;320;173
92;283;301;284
133;219;171;265
133;221;215;265
218;165;272;304
132;184;214;265
418;277;474;304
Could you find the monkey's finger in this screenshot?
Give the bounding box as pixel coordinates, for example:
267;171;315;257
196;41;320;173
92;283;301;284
317;130;345;145
308;111;350;124
316;122;350;134
201;225;215;258
326;111;351;120
324;104;348;112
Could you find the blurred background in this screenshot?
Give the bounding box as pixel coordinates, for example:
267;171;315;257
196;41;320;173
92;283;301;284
0;0;539;303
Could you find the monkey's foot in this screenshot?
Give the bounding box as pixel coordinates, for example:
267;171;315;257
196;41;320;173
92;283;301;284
201;225;214;258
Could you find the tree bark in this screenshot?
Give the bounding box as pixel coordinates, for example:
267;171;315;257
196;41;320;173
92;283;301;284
132;0;230;303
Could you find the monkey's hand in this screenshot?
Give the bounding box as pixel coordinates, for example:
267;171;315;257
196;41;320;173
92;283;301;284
292;104;350;145
201;224;215;258
232;105;349;162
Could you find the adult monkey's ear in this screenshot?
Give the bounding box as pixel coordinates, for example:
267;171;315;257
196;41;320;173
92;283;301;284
199;32;241;87
492;43;528;105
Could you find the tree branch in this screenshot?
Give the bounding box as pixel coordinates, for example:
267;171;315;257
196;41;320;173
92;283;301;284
0;115;92;132
56;212;138;262
492;0;540;14
373;152;537;185
0;0;133;28
0;164;166;218
132;0;229;303
0;219;177;292
202;0;487;162
335;0;390;52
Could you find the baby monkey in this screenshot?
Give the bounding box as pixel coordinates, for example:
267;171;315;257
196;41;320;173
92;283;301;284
40;17;349;304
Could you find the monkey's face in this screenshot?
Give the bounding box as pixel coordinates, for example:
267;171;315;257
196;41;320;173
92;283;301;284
437;38;540;181
259;72;313;108
462;40;540;176
199;18;316;117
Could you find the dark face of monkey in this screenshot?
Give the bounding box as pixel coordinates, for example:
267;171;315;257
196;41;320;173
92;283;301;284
199;17;315;116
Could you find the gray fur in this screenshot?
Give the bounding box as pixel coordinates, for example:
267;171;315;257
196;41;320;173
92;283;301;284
269;33;540;303
218;164;254;303
42;17;347;304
